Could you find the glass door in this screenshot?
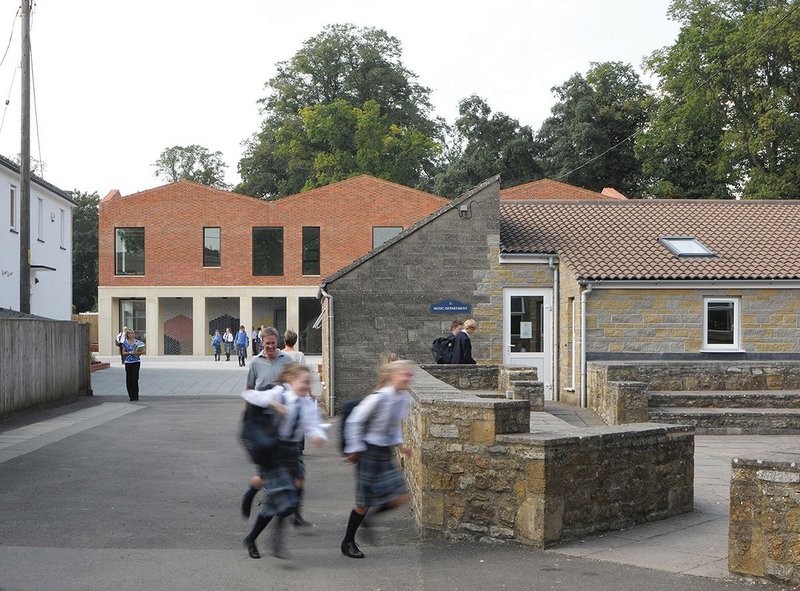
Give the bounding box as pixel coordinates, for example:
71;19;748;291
120;299;147;344
503;289;552;399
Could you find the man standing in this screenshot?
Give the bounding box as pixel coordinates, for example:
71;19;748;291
251;326;259;356
451;319;477;365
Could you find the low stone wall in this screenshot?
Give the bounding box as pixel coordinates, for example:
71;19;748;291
729;454;800;586
587;365;649;424
419;364;544;411
405;366;695;548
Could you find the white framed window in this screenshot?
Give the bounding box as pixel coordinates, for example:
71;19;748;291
659;236;715;257
9;184;17;231
59;209;66;249
37;197;44;242
702;297;741;352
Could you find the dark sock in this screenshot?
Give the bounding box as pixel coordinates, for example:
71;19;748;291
245;513;272;543
343;509;365;543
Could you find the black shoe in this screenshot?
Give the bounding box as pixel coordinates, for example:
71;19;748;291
293;514;312;528
241;487;258;519
341;540;365;559
244;538;260;559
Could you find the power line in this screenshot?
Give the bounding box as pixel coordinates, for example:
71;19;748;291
30;42;42;176
0;8;20;70
554;2;800;182
0;61;18;137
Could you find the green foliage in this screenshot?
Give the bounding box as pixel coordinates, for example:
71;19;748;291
237;24;441;198
538;62;653;196
433;95;542;198
71;190;99;313
153;145;229;189
638;0;800;198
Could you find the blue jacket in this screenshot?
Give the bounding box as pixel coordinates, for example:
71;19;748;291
211;334;222;348
235;331;249;346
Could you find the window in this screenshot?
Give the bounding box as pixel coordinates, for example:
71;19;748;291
302;226;320;276
59;209;66;249
372;226;402;249
120;299;146;344
659;236;715;257
203;227;221;267
37;197;44;242
510;295;544;353
299;297;322;354
9;184;17;231
252;227;283;276
115;227;145;275
703;297;740;351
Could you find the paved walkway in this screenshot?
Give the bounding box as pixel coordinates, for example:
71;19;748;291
0;367;789;590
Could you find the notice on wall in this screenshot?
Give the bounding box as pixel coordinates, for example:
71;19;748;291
520;321;532;339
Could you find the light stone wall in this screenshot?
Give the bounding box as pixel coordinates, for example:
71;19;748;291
557;267;581;406
729;454;800;585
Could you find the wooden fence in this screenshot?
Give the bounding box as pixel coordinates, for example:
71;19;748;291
72;313;99;352
0;317;91;418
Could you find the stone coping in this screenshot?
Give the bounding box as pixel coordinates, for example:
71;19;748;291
590;359;800;367
732;452;800;470
497;423;694;446
411;366;528;410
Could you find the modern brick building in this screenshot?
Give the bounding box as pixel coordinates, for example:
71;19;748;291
97;175;447;356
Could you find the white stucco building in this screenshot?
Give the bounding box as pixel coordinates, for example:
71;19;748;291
0;154;75;320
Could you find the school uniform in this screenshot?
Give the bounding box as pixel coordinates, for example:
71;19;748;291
344;386;411;508
211;334;222;361
251;330;259;355
235;330;249;366
223;331;234;360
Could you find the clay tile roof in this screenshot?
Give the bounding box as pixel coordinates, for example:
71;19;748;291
500;200;800;281
499;178;626;201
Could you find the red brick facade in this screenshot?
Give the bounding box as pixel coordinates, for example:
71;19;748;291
98;176;448;287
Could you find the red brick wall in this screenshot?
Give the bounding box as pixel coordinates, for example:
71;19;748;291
99;176;448;287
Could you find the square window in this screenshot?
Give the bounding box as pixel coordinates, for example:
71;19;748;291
252;227;283;276
372;226;402;249
203;227;221;267
703;297;740;351
115;227;145;275
302;226;320;276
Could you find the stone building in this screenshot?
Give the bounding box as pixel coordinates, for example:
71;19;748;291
319;178;800;432
97;175;447;356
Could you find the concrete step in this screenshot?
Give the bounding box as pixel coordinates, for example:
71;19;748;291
649;407;800;435
648;390;800;409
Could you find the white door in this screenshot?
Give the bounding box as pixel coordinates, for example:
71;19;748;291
503;288;552;399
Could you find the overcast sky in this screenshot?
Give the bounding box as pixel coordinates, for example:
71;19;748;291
0;0;680;196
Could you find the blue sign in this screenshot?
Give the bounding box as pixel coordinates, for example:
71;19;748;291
430;299;472;315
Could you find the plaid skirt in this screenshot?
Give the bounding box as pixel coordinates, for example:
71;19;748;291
258;442;303;517
355;444;407;508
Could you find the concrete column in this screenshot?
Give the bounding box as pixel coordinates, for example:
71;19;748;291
146;296;160;355
98;294;113;356
286;294;300;334
192;296;206;356
240;295;253;343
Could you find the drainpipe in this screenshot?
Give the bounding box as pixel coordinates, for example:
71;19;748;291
318;286;335;416
549;256;559;402
579;282;594;408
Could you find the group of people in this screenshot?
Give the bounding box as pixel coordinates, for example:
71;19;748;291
239;327;412;561
212;326;306;368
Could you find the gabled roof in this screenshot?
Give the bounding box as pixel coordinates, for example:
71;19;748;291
0;154;74;205
499;178;626;201
501;199;800;281
323;176;500;285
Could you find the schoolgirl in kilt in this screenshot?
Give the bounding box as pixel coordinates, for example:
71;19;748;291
341;359;413;559
242;363;327;559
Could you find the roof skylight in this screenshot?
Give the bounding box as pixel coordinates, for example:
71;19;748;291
659;237;715;257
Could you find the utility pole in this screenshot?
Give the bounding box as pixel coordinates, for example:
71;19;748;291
19;0;31;313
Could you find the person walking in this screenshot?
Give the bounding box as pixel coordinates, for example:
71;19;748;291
241;363;327;559
251;326;259;356
223;327;234;361
211;330;222;361
451;319;477;365
236;325;250;367
340;359;413;559
115;326;129;365
281;329;306;365
120;329;145;402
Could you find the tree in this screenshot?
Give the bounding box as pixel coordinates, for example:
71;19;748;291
153;145;229;189
433;95;542;197
537;62;653;196
71;190;99;313
237;24;442;198
637;0;800;198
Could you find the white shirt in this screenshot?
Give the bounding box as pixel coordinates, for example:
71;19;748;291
282;349;306;365
223;332;234;343
344;386;411;454
242;384;328;443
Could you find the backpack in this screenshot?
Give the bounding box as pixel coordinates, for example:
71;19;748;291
431;334;455;364
240;389;284;468
338;394;384;455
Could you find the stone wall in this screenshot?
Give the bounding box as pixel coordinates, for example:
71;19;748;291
587;288;800;356
557;266;582;406
405;366;695;548
419;364;544;410
323;177;553;412
729;454;800;586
